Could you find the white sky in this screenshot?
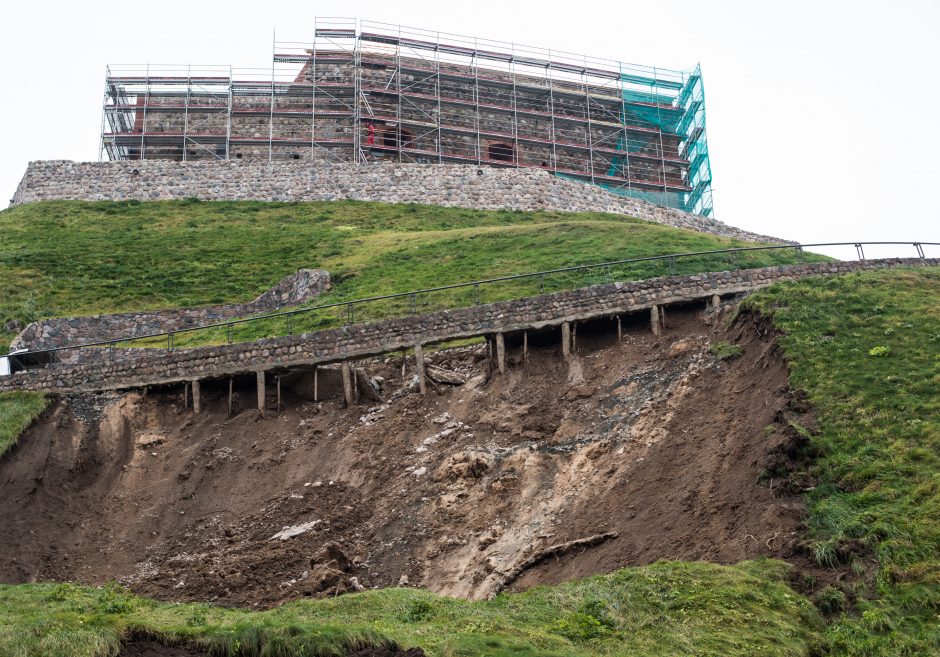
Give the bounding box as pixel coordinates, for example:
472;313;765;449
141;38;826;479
1;0;938;254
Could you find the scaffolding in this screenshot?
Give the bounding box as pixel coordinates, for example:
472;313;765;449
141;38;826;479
101;18;714;216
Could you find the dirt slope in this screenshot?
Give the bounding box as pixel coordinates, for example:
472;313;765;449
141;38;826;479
0;304;812;607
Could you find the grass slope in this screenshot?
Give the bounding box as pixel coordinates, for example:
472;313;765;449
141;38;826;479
0;560;821;657
745;267;940;656
0;199;813;350
0;391;47;457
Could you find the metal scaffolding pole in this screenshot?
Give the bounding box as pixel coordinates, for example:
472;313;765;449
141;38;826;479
546;51;557;171
225;67;233;160
183;65;191;162
584;56;595;184
435;31;443;164
510;43;520;168
269;30;276;161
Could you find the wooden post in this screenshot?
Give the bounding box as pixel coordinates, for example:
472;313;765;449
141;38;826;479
256;370;266;418
712;294;721;310
191;379;201;414
342;361;354;407
415;343;428;395
650;305;661;337
572;322;577;354
561;322;571;360
523;331;528;365
495;332;506;374
183;382;189;410
313;366;319;402
401;350;407;381
616;316;622;341
276;376;282;414
228;377;234;417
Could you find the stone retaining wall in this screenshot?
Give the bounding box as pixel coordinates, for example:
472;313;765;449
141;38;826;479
10;269;331;354
11;160;787;244
1;259;932;395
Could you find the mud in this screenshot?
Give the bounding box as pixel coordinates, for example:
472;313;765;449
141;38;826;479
0;305;815;607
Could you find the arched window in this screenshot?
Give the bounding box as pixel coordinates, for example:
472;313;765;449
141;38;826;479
488;142;514;162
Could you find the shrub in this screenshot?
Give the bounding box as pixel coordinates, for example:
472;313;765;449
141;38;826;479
814;586;847;615
710;340;743;360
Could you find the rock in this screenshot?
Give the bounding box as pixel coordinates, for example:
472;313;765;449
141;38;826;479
565;385;596;400
398;574;409;586
349;576;366;591
426;365;466;385
270;519;321;541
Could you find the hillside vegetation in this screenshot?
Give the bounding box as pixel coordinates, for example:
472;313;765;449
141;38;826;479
0;560;820;657
1;200;936;656
744;267;940;656
0;199;812;350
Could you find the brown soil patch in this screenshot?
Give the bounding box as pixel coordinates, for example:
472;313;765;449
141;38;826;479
0;304;814;606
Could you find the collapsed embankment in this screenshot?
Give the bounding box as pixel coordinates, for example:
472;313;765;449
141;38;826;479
0;304;815;607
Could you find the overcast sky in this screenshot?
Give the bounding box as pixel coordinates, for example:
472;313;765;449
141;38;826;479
1;0;937;255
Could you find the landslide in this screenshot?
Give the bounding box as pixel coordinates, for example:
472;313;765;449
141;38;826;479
0;304;815;607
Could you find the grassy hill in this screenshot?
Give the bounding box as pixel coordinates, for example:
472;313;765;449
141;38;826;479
0;200;937;656
1;560;820;657
0;199;812;350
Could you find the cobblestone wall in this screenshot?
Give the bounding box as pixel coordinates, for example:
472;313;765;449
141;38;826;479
9;269;331;354
11;160;786;243
2;259;931;394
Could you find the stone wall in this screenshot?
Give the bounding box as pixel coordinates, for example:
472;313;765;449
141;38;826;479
1;259;932;395
11;160;786;243
9;269;331;354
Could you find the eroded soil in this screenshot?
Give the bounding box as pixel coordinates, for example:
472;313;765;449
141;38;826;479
0;305;815;607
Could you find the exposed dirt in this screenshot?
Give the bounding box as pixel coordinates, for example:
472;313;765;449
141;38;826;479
0;303;817;607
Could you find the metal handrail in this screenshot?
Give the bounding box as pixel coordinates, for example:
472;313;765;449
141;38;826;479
9;240;939;360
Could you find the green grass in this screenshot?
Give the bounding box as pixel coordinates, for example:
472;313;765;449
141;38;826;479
0;199;818;349
0;560;822;657
744;267;940;656
0;391;47;457
709;340;743;360
3;200;937;655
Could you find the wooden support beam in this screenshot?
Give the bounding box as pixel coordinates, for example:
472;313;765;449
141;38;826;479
712;294;721;310
651;305;661;337
616;316;622;341
561;322;572;359
313;366;319;402
414;343;428;395
572;322;578;354
256;370;266;418
228;377;234;417
342;361;355;407
276;376;282;414
495;332;506;374
191;379;201;414
523;331;528;365
183;382;189;410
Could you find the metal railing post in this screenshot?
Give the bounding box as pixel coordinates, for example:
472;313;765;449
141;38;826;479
855;243;865;260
